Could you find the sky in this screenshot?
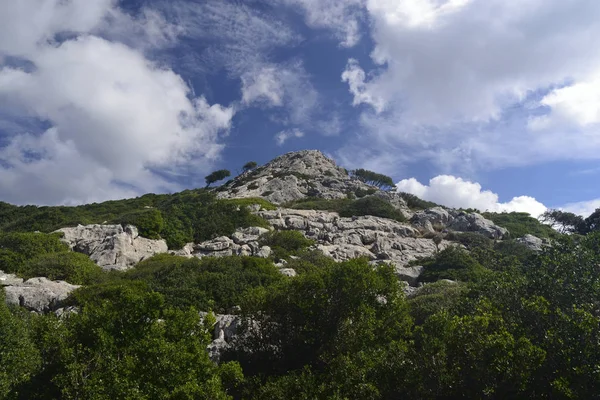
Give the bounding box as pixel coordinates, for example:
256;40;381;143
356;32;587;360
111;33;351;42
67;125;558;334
0;0;599;218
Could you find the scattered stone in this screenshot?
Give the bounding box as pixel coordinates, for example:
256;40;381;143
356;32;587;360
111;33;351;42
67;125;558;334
3;276;80;312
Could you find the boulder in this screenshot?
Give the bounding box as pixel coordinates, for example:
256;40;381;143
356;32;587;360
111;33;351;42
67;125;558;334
448;213;509;239
3;277;80;312
516;234;544;251
411;207;453;233
55;224;168;271
278;268;297;277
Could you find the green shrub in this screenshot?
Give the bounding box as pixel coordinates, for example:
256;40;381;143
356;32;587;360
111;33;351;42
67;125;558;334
259;230;315;261
419;246;488;283
19;252;105;285
354;188;377;198
408;280;467;325
113;208;164;239
483;212;558;239
222;197;277;211
284;198;352;212
398;192;442;210
339;196;406;222
0;232;68;273
445;231;493;250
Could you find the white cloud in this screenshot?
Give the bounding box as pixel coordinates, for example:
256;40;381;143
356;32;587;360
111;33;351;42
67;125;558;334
279;0;365;47
0;0;233;205
561;199;600;218
241;61;319;126
396;175;547;217
329;0;600;173
275;129;304;146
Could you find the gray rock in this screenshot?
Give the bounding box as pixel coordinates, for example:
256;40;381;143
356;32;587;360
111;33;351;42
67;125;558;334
254;245;272;258
516;234;544;251
217;150;381;205
448;212;509;239
0;271;23;286
55;224;168;271
393;265;424;286
197;236;233;252
4;277;80;312
278;268;297;277
411;207;453;233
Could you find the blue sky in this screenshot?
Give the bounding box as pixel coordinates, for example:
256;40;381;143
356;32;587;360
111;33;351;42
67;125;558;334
0;0;599;217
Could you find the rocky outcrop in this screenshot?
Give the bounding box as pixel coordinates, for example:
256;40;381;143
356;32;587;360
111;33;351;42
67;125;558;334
516;234;545;251
447;212;509;239
170;227;273;260
1;271;79;312
217;150;388;205
199;312;246;362
55;224;168;271
258;208;449;284
411;207;509;239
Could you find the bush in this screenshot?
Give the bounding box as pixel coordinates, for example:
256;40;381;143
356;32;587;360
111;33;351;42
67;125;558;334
419;246;488;283
284;198;352;212
408;280;467;325
483;212;558;239
398;192;442;210
19;252;105;285
259;230;315;261
0;233;68;273
354;188;377;198
113;208;164;239
339;196;406;222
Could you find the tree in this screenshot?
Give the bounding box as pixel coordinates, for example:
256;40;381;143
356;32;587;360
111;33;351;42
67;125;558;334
205;169;231;188
350;169;395;190
242;161;258;173
540;209;586;234
585;208;600;233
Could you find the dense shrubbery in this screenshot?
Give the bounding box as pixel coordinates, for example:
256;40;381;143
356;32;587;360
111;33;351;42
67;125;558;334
339;196;407;222
286;196;406;222
483;211;558;239
19;252;104;285
418;246;489;283
398;192;442;210
258;230;315;261
0;190;273;250
0;232;68;274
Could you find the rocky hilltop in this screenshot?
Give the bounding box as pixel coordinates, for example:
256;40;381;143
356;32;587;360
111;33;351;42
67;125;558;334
1;149;519;313
216;150;386;204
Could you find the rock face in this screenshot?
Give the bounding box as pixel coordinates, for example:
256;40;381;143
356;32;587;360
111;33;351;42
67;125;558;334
1;271;80;312
516;234;545;251
258;208;449;284
199;312;244;362
411;208;509;239
55;224;168;271
170;227;273;260
217;150;391;205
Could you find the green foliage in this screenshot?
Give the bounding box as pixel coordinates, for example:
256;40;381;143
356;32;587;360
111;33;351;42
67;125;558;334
419;246;489;283
0;190;270;250
259;230;314;260
221;197;277;211
483;211;558;239
0;232;68;273
29;284;233;399
398;192;442;210
408;280;467;325
242;161;258;173
205;169;231;187
113;208;164;239
350;168;394;189
354;187;377;198
18;252;105;285
0;289;41;399
339;196;406;222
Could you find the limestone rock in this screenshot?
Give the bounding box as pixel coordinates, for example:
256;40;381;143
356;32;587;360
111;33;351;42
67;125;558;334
411;207;453;233
448;212;509;239
3;276;80;312
278;268;297;277
55;224;168;271
217;150;381;204
516;234;545;251
0;270;23;286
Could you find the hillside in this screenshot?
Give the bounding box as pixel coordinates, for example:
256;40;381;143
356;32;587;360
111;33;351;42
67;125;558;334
2;150;600;399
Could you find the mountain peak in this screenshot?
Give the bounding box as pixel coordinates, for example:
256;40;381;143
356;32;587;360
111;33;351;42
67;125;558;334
217;149;377;204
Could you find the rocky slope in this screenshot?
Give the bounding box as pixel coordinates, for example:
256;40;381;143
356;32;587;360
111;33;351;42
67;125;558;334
216;149;389;205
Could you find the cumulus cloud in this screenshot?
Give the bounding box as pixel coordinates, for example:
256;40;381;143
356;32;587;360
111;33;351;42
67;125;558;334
0;0;233;205
396;175;547;217
328;0;600;173
275;129;304;146
561;199;600;218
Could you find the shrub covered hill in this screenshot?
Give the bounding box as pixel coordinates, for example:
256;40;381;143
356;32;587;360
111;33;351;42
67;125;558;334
2;150;600;399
